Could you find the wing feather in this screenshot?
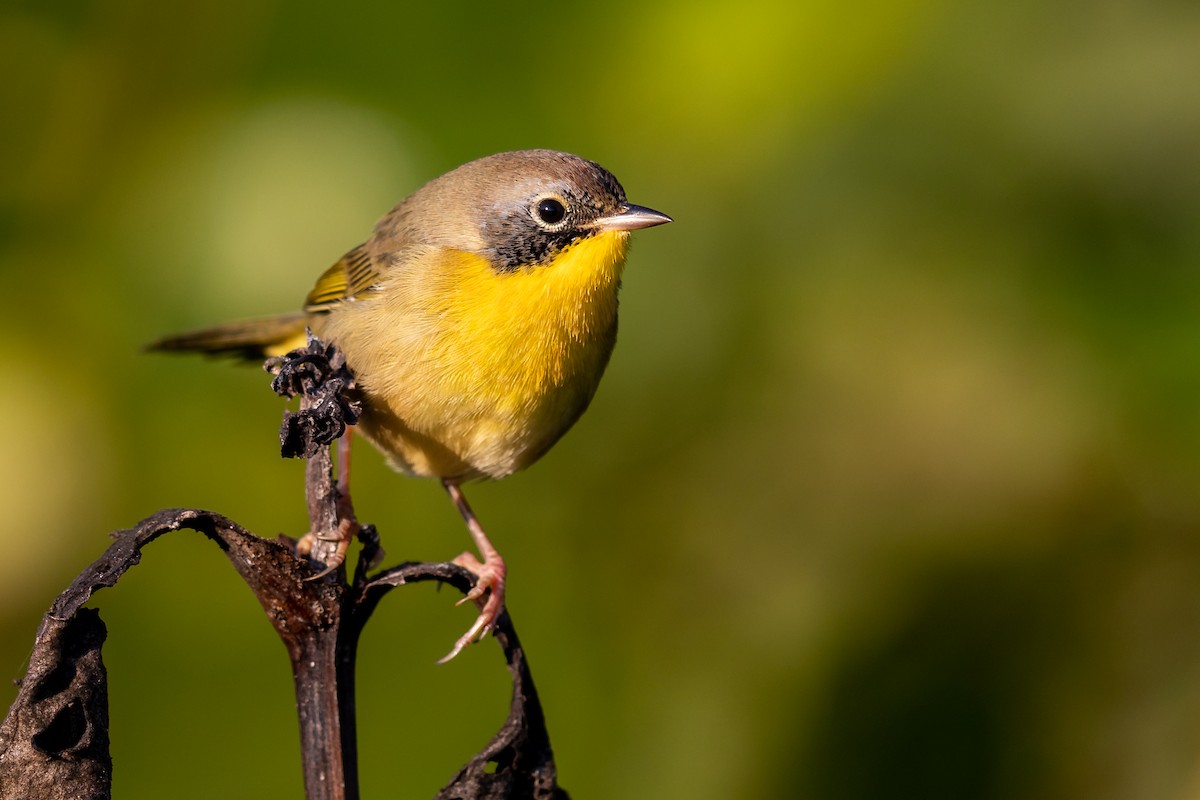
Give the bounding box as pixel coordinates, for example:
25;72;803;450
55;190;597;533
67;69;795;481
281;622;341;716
304;245;382;312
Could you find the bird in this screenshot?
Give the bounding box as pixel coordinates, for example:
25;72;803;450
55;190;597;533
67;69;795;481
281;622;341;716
150;149;672;660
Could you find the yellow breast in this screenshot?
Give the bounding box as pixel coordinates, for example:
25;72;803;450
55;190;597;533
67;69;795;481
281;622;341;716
319;229;632;480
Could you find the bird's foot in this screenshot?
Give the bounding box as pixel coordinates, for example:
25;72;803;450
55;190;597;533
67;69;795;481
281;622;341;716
438;550;507;664
300;515;359;580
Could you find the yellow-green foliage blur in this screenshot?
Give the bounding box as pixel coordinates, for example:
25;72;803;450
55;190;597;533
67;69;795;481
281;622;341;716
3;1;1199;798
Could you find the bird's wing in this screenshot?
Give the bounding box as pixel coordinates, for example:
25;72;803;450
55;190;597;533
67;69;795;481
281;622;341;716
304;244;384;312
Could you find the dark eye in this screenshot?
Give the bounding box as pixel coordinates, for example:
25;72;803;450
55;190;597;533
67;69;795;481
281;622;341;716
534;197;567;225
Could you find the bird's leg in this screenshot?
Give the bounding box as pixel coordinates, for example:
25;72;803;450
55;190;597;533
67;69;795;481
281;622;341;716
439;479;507;663
335;428;355;522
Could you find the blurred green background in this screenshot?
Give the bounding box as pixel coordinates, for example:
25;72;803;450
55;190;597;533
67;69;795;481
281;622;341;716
3;0;1200;798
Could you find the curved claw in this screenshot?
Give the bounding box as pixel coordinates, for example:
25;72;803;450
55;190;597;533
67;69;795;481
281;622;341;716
437;611;494;664
300;516;358;581
305;555;345;582
437;550;506;663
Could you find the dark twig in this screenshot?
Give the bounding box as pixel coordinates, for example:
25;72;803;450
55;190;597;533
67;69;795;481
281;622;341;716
267;331;363;573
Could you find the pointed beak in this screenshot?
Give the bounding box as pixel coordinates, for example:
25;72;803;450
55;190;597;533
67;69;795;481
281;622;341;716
594;203;673;232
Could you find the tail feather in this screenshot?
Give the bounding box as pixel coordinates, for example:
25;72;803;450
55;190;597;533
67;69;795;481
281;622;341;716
148;312;310;361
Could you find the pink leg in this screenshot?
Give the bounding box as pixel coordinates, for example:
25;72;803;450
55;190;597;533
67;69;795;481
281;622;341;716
336;427;354;520
439;480;507;663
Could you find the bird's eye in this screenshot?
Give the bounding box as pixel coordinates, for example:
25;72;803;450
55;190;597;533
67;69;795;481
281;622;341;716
534;197;567;226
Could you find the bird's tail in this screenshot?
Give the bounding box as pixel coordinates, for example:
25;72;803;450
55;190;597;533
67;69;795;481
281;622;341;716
147;312;310;361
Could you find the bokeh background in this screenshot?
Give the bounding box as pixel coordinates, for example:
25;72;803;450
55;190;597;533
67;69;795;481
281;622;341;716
3;1;1200;798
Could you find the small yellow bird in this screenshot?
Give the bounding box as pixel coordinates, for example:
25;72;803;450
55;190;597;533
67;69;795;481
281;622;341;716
152;149;671;659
